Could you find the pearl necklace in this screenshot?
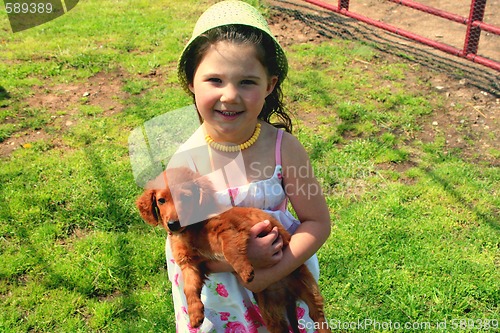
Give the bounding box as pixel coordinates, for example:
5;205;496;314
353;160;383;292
205;123;261;152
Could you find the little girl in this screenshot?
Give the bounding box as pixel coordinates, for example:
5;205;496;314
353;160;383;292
167;1;331;332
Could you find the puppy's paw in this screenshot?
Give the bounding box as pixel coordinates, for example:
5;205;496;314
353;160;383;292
189;312;205;328
241;269;255;283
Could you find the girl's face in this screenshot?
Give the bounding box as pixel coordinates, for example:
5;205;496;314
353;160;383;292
189;41;278;142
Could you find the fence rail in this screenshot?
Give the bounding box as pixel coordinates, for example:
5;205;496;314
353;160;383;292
302;0;500;72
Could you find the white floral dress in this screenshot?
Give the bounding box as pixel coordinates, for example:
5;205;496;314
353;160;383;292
166;130;320;333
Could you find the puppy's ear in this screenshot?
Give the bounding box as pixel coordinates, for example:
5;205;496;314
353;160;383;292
136;190;159;226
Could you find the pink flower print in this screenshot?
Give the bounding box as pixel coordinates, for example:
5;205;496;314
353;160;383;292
216;283;229;297
296;306;305;319
228;188;239;200
244;302;264;332
220;312;231;321
174;273;180;286
188;325;200;333
277;166;283;180
225;321;248;333
288;307;307;333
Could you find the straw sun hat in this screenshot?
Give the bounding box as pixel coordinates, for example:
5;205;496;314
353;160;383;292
178;0;288;91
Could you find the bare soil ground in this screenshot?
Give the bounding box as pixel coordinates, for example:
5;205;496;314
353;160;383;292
0;70;128;157
344;0;500;59
1;0;499;166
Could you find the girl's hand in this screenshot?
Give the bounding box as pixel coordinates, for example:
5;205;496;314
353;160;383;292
205;220;283;274
247;220;283;269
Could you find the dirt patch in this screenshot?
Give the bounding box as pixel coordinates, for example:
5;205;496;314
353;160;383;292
269;10;329;46
0;70;128;157
344;0;499;60
28;69;127;118
421;73;499;164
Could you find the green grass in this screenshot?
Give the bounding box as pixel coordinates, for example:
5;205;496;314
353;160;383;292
1;0;499;332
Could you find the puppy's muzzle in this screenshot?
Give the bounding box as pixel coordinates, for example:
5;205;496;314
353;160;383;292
168;220;182;232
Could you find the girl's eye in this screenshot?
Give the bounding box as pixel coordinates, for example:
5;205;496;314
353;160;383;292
241;80;256;85
207;78;222;84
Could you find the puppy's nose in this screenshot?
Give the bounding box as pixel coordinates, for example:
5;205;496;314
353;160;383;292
167;220;182;232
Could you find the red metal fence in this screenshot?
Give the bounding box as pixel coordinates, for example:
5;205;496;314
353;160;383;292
302;0;500;72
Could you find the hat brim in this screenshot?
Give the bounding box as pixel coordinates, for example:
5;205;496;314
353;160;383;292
177;1;288;92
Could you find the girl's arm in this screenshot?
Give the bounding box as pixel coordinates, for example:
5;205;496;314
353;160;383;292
242;132;331;292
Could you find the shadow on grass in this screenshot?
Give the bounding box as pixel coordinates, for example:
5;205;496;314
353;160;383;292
0;86;10;101
0;170;26;241
425;167;500;232
84;146;136;232
80;145;155;321
0;182;141;328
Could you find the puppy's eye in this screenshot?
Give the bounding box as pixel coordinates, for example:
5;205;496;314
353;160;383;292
157;198;166;204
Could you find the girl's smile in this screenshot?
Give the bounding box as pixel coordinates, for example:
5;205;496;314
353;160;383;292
215;109;244;120
189;41;277;144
